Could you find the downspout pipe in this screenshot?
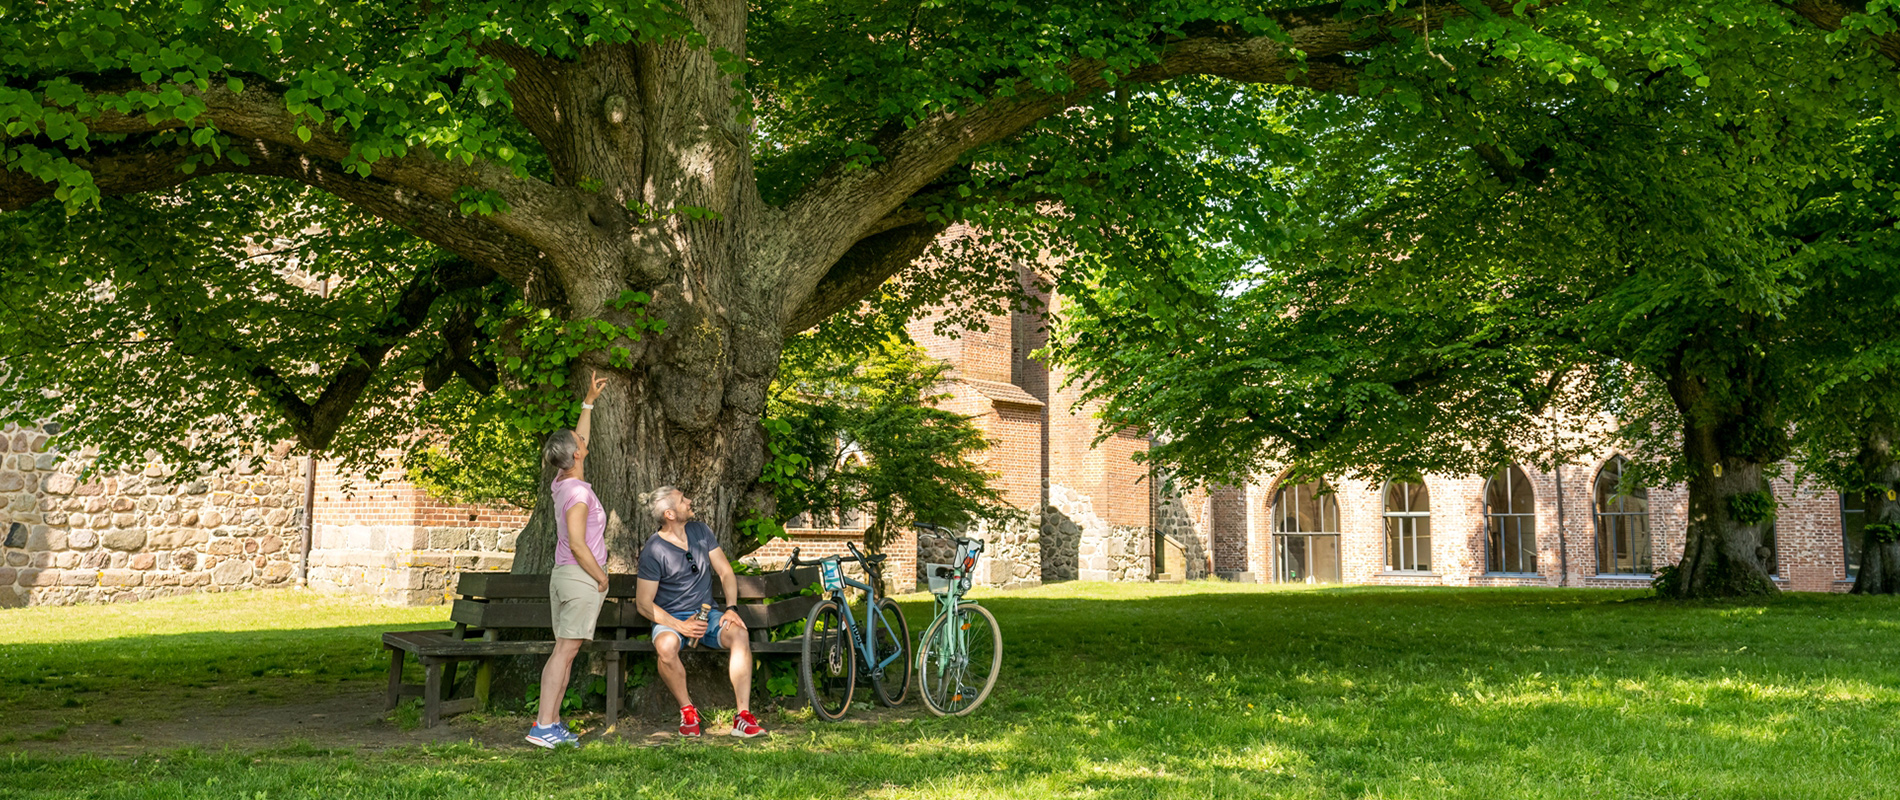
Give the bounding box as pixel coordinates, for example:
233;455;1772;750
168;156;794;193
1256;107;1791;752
1550;419;1569;588
297;454;316;587
1554;460;1569;587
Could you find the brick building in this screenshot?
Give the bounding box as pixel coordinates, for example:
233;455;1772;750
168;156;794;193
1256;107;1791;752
0;277;1872;607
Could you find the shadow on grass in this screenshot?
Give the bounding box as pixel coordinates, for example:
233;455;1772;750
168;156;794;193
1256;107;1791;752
0;621;454;724
6;586;1900;798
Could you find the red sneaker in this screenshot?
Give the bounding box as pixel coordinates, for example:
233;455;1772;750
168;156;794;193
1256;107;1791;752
731;709;765;738
678;705;702;737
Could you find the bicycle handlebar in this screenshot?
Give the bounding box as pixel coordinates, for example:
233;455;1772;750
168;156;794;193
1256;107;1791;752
785;545;887;568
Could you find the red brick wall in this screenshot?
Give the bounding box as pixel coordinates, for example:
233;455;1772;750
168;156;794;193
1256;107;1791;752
1209;485;1248;573
748;525;918;593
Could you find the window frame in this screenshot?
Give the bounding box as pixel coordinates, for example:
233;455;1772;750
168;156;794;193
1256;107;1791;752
1273;479;1342;584
1382;480;1433;573
1593;456;1653;576
1483;465;1538;575
1843;493;1869;580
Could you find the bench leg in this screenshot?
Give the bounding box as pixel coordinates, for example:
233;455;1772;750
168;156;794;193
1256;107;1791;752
475;660;493;712
442;659;460;701
423;658;444;728
605;651;621;731
385;645;404;711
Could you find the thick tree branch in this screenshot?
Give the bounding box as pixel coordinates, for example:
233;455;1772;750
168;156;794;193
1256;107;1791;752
776;0;1555;330
1784;1;1900;64
784;218;949;333
1;137;547;287
223;258;500;452
10;79;579;256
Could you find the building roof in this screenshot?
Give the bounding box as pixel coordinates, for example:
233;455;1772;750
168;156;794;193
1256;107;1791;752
961;378;1045;408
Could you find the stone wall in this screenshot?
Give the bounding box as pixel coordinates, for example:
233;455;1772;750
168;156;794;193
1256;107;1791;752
1155;487;1212;581
0;426;306;607
1044;482;1156;583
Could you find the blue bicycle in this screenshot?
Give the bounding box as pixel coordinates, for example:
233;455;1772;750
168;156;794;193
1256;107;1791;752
791;543;912;720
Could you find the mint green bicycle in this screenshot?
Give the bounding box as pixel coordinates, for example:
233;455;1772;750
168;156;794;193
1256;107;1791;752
917;535;1002;716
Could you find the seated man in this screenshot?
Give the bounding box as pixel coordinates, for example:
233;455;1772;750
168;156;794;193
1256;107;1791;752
635;486;765;738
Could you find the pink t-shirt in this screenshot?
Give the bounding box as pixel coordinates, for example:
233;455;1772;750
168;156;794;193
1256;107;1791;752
551;477;607;567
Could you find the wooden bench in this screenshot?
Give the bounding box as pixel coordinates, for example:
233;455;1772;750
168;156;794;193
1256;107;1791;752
382;567;821;728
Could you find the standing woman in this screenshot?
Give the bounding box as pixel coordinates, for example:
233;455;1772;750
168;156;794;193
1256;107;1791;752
526;370;610;749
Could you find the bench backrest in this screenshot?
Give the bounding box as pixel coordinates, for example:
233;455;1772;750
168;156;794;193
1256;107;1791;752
449;568;823;638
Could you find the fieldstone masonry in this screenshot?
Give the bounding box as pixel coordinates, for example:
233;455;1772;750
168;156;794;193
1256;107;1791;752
1044;483;1156;583
0;424;306;607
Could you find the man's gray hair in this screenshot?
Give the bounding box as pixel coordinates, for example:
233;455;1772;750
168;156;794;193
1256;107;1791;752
542;430;580;474
650;485;682;523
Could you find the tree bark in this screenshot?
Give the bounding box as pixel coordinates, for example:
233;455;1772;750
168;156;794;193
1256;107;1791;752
1660;369;1782;599
1851;431;1900;594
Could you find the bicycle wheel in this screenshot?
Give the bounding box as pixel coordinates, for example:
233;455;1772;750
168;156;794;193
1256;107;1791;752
869;596;912;707
799;599;856;721
917;603;1001;717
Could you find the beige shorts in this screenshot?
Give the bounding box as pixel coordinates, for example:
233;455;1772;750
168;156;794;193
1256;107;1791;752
549;564;607;640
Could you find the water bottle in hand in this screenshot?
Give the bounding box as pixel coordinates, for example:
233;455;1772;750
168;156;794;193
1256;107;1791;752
686;603;712;647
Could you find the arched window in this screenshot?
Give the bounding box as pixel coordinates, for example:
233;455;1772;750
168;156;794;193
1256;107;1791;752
1274;480;1341;584
1383;481;1431;572
1594;456;1651;575
1484;466;1537;574
1843;493;1870;579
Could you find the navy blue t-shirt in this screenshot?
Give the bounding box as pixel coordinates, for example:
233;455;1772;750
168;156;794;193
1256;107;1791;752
638;521;718;620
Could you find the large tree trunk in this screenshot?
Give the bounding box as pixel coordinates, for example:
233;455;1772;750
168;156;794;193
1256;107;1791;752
1660;367;1782;599
481;4;786;721
1851;432;1900;594
490;1;783;572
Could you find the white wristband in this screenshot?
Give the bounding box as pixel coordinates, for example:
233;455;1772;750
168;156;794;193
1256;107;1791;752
581;402;594;409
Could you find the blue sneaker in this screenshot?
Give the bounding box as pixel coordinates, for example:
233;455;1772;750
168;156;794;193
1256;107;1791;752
554;723;582;746
525;723;571;749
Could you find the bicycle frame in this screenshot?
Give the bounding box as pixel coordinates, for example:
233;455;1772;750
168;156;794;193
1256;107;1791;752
818;551;905;680
923;537;981;675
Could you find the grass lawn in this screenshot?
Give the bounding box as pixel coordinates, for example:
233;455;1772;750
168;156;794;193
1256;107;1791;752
3;582;1899;798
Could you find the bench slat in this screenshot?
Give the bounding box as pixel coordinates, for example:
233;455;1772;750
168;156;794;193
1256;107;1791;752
454;573;553;599
737;594;822;629
726;566;822;598
383;630;562;657
451;598;624;629
462;567;822;601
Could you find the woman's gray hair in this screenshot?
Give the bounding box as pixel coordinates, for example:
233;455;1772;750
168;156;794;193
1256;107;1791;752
542;430;581;474
650;485;681;523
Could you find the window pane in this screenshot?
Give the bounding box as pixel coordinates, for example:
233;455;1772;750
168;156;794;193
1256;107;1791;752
1596;459;1621;513
1386;518;1401;571
1387;482;1406;513
1314;535;1341;583
1409;481;1429;512
1503;518;1520;570
1296;484;1318;532
1630;514;1651;573
1596;517;1612;574
1282;535;1307;582
1510;467;1536;515
1624;488;1648;516
1843;494;1868;579
1487;471;1509;512
1415;517;1432;571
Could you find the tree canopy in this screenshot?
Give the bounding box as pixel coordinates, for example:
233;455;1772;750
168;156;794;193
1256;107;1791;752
4;0;1898;566
1049;1;1900;595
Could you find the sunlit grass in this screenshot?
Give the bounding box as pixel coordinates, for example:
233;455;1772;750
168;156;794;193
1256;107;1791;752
4;582;1900;798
